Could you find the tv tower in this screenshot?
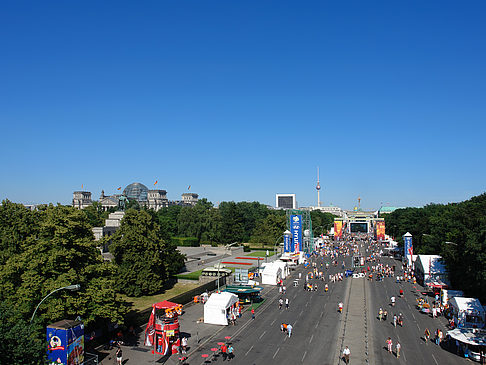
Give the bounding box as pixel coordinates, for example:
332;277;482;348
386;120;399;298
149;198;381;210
316;167;321;207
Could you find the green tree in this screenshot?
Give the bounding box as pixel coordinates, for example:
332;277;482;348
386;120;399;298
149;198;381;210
250;213;286;244
110;209;184;296
219;202;245;244
0;204;126;327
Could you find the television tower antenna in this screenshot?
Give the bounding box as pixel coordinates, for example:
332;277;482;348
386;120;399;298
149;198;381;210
316;167;321;207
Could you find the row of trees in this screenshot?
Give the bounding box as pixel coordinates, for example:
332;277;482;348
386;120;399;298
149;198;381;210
384;193;486;302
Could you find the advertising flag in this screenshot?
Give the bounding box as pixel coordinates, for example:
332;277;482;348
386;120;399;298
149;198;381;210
284;233;291;253
290;215;302;252
117;187;122;190
403;233;413;265
376;221;385;240
154;180;158;186
334;220;343;240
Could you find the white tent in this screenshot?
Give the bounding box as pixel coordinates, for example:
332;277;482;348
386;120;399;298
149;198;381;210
204;292;239;326
415;255;447;284
261;263;282;285
449;297;485;329
273;260;290;279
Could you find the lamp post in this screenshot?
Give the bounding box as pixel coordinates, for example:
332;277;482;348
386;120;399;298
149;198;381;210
30;284;81;324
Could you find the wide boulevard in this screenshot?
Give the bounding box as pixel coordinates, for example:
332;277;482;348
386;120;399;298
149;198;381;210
185;240;469;365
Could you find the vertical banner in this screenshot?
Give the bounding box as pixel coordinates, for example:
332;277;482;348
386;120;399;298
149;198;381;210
290;215;302;253
334;220;343;240
403;233;413;265
376;221;385;240
284;233;291;253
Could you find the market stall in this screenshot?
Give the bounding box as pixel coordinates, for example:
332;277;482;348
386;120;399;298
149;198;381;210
261;263;282;285
449;297;485;329
204;292;239;326
224;285;262;305
144;300;182;356
446;328;486;361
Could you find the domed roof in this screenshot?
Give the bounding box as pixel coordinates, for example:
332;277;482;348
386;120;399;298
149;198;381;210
123;182;149;201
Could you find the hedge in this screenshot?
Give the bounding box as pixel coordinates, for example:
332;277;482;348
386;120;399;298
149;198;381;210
171;237;199;247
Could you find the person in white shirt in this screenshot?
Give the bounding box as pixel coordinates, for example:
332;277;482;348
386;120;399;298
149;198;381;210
342;346;350;364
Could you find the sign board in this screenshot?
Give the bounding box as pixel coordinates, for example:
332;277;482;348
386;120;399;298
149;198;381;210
234;268;249;284
284;233;291;252
290;215;302;252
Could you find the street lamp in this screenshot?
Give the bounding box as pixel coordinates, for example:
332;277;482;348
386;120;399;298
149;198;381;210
30;284;81;324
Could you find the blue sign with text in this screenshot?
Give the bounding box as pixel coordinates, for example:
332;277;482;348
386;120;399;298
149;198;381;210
284;233;291;253
404;235;413;263
290;215;302;252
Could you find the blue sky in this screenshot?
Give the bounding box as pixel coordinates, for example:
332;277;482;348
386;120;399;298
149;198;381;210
1;1;485;210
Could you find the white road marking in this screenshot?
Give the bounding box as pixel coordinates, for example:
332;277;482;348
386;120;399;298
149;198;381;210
315;321;319;329
310;334;314;343
245;345;254;356
411;312;416;320
432;353;439;365
271;318;276;325
259;330;266;339
273;347;280;358
301;350;307;362
416;323;420;330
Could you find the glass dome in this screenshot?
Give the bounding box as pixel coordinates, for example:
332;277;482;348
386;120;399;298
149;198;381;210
123;182;149;202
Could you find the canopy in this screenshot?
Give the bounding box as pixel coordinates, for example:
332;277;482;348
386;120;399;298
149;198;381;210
450;297;485;315
447;328;486;346
204;292;239;325
154;300;179;310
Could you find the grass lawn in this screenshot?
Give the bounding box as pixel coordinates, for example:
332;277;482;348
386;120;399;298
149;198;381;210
175;269;204;281
246;251;275;257
119;282;201;312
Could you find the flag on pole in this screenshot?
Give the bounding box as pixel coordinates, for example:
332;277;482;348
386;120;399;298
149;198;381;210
81;184;83;190
117;187;121;190
188;185;191;190
154;180;158;186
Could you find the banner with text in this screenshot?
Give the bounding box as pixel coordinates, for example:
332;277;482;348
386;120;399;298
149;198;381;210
284;233;291;253
290;215;302;252
404;235;413;265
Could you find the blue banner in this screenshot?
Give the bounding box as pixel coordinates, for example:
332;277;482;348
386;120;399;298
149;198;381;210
290;215;302;253
284;233;291;253
404;235;413;263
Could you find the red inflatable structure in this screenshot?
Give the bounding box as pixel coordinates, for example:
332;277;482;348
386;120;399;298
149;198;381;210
144;301;182;355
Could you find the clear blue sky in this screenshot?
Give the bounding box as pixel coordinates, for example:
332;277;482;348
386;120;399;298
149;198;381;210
1;1;485;210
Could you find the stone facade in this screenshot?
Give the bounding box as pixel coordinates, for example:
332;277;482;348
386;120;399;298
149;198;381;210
72;191;92;209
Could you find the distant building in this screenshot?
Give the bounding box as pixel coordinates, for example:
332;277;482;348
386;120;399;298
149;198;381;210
304;205;343;217
275;194;297;209
72;191;92;209
181;193;199;206
379;206;406;215
93;211;125;254
73;182;198;211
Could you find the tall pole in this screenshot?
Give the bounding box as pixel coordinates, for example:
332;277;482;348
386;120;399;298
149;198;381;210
316;167;321;208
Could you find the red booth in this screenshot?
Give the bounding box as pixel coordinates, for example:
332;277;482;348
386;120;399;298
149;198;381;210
144;301;182;355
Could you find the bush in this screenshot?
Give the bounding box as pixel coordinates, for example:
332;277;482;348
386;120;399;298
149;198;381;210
243;245;251;252
171;237;199;247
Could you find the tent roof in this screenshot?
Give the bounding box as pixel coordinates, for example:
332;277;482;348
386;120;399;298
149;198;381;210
416;255;446;274
153;300;179;310
206;292;238;308
447;328;486;346
450;297;484;313
262;263;281;275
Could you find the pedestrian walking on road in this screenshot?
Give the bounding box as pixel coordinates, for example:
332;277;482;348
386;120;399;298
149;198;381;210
378;308;383;321
386;337;393;353
393;314;397;327
424;328;430;342
383;310;388;321
251;308;255;320
285;298;289;310
342;346;350;364
227;344;234;360
220;343;228;361
287;324;292;338
116;345;123;365
396;341;401;358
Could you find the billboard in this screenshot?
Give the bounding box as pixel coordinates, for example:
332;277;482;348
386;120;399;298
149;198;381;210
376;220;385;240
334;220;343;240
290;215;302;252
47;320;84;365
284;233;291;253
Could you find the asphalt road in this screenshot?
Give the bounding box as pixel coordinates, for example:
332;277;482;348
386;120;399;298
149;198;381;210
188;241;469;365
